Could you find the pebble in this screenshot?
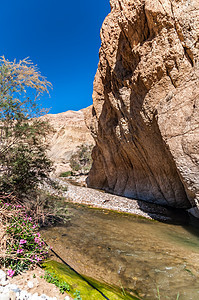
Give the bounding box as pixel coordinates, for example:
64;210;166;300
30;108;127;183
27;281;34;289
0;270;6;284
1;280;9;287
31;293;39;300
40;295;49;299
9;291;16;300
0;270;69;300
0;293;10;300
8;284;20;293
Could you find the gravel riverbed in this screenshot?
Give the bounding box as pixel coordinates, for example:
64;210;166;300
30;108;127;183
51;177;182;223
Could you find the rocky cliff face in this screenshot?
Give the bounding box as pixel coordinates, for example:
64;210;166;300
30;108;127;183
42;108;94;175
86;0;199;209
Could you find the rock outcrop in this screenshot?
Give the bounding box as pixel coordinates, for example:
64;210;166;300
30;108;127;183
42;108;94;175
86;0;199;210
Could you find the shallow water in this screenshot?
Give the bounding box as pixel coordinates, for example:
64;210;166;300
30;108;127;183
42;204;199;299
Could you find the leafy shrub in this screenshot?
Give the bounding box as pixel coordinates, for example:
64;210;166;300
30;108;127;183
44;271;70;294
43;271;82;299
0;56;53;197
59;171;72;177
22;189;70;226
69;144;93;175
0;200;49;275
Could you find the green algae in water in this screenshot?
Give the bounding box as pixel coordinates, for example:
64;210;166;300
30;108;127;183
43;260;141;300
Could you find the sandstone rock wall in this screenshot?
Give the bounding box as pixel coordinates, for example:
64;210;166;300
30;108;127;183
86;0;199;209
42;108;94;175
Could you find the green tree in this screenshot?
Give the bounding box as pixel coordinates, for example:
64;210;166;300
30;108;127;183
0;56;52;196
69;144;93;175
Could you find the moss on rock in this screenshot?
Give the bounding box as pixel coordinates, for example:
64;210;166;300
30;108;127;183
43;260;141;300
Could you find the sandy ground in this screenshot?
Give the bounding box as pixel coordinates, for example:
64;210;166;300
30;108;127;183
9;266;73;300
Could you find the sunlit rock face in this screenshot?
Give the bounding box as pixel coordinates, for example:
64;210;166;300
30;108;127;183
41;108;94;175
85;0;199;209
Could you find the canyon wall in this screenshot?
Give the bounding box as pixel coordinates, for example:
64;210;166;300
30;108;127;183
42;108;94;175
85;0;199;209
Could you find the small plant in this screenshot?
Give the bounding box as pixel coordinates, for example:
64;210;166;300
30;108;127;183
44;271;70;294
69;144;93;175
156;286;180;300
176;293;180;300
0;200;49;275
119;280;126;297
61;186;68;192
74;290;82;300
59;171;72;177
157;286;161;300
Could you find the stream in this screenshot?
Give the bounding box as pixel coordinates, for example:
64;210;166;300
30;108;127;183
42;203;199;300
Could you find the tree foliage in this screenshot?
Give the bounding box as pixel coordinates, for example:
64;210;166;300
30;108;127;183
69;144;93;175
0;56;53;196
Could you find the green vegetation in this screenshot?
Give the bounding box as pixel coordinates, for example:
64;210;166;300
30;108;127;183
43;260;141;300
74;290;82;300
0;200;49;276
69;143;93;175
156;286;180;300
59;171;72;177
22;190;70;226
44;271;70;294
0;56;52;198
43;270;82;299
0;57;69;277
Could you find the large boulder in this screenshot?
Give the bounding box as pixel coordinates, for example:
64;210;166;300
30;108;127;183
85;0;199;209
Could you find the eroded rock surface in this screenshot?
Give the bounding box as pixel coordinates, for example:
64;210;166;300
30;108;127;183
86;0;199;209
42;108;94;175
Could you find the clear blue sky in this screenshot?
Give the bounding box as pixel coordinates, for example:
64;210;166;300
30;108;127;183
0;0;110;114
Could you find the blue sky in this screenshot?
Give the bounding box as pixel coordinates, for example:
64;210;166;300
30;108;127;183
0;0;110;114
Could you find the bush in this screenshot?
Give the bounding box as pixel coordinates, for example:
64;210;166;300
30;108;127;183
0;56;53;197
22;189;70;226
59;171;72;177
69;144;93;175
0;200;49;275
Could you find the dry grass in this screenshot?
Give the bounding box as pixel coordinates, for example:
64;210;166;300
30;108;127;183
0;194;17;259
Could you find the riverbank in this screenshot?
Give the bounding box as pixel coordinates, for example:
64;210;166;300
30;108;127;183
51;177;188;224
0;175;189;300
0;267;73;300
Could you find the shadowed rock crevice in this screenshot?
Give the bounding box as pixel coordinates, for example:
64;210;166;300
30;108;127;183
85;0;199;212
